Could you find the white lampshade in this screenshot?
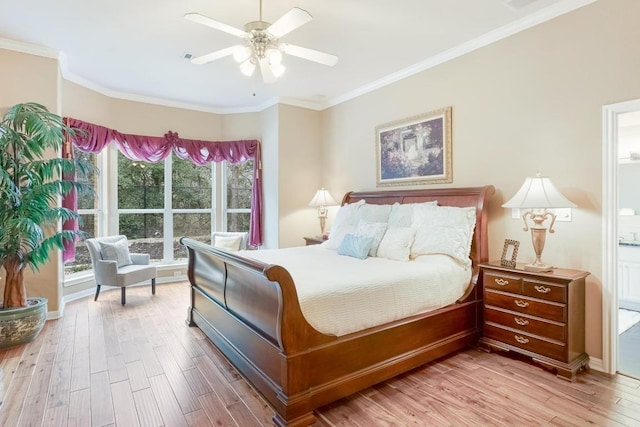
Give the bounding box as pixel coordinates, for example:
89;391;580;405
308;188;338;207
502;173;577;209
266;48;283;65
233;45;252;63
239;58;256;77
269;62;286;78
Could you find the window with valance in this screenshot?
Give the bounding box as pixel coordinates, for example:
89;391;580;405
62;118;263;263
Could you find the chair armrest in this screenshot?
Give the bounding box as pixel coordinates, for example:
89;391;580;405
95;260;118;286
130;253;150;265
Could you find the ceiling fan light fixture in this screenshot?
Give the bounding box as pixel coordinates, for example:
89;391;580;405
266;48;283;65
240;58;256;77
233;45;252;63
185;1;338;83
270;61;286;78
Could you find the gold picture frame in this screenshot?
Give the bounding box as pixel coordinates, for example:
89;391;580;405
500;239;520;268
375;107;452;187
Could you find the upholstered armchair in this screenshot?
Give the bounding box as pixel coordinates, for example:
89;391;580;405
211;231;249;251
86;235;157;305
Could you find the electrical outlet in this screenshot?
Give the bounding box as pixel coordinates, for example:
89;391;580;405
173;271;182;277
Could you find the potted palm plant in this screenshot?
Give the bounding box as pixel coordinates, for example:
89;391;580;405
0;102;92;348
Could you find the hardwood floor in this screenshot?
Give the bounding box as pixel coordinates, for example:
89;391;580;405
1;281;640;426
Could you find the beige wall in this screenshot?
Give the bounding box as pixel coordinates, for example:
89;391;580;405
277;104;323;248
321;0;640;360
0;49;63;312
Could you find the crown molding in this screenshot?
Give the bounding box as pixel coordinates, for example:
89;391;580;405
0;37;59;59
321;0;597;109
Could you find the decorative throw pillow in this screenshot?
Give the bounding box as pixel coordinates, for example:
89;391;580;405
214;235;243;251
353;203;392;225
329;199;365;236
411;205;477;267
321;224;356;250
388;201;438;228
99;238;133;267
376;228;415;262
337;234;374;260
355;220;387;257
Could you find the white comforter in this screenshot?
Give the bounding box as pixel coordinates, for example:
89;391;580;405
242;245;472;336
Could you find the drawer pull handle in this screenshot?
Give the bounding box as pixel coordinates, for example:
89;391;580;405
514;317;529;326
514;335;530;344
494;278;509;286
534;285;551;294
514;300;529;308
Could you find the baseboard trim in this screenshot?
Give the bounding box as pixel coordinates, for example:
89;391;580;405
589;357;604;373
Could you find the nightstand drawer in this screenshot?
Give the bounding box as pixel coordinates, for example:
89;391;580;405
484;307;565;342
484;324;566;361
522;280;566;303
484;290;565;323
484;272;522;294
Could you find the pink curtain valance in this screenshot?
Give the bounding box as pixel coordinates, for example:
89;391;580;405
63;118;263;261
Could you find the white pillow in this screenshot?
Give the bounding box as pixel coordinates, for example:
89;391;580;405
214;235;243;251
329;199;365;237
99;238;133;267
355;220;387;257
321;224;355;250
377;227;415;262
353;203;392;225
411;205;477;267
388;201;438;228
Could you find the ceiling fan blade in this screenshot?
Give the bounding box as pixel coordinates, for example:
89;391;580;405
259;57;277;84
191;46;237;65
280;44;338;67
184;12;246;38
267;7;312;38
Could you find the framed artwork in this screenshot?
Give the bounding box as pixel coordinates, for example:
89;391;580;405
375;106;452;187
500;239;520;268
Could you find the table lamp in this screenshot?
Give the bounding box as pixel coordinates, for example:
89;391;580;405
502;173;576;272
308;188;338;236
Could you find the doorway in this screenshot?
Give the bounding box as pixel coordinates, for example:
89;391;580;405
603;99;640;377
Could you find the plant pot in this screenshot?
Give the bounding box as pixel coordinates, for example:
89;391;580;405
0;298;48;349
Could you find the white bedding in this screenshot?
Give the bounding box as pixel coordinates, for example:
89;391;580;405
241;245;472;336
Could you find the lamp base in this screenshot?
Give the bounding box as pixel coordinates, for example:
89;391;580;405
523;262;554;273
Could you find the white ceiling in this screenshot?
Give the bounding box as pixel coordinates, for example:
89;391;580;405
0;0;594;113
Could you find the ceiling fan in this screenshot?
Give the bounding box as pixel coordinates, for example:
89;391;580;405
184;0;338;83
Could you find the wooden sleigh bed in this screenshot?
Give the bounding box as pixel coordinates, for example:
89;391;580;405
181;185;494;426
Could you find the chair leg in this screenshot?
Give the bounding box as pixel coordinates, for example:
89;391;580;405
94;285;101;301
152;278;156;295
121;287;126;305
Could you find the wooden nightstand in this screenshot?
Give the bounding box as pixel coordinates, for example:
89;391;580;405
304;236;324;246
479;261;590;381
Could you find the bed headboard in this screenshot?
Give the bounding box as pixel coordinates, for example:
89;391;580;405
342;185;495;274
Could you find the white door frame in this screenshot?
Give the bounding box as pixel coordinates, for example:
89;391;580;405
602;98;640;375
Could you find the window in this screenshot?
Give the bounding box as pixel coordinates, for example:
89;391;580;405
65;148;254;275
117;152;166;262
64;148;100;275
172;154;214;260
225;160;253;233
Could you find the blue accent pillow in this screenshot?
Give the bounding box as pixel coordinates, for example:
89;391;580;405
337;234;374;260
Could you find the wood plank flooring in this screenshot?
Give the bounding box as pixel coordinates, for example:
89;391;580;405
1;281;640;426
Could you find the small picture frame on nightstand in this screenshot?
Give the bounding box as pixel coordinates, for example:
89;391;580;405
500;239;519;268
